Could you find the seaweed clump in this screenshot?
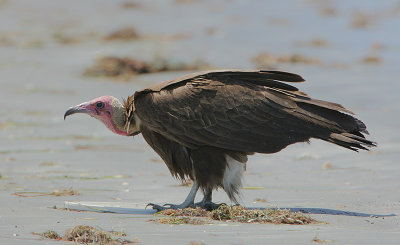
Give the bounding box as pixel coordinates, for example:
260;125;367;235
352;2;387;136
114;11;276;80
151;207;210;225
103;27;139;41
252;53;321;69
153;205;317;225
211;205;315;224
84;56;210;80
38;225;135;244
41;230;62;240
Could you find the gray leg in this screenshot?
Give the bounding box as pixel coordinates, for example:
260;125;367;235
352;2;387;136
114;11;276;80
194;188;221;211
148;181;199;211
200;188;212;202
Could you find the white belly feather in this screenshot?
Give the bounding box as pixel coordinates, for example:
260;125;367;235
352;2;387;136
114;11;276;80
222;155;245;203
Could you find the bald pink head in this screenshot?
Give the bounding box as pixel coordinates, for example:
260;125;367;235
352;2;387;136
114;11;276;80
64;95;136;136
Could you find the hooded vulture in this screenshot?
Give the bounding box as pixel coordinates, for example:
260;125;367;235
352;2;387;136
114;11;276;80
64;70;376;210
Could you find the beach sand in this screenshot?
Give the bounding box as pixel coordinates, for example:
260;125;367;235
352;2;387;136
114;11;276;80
0;0;399;244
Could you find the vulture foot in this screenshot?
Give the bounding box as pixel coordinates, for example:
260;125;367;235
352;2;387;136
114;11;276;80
147;180;200;211
147;202;194;211
194;201;222;211
147;201;221;211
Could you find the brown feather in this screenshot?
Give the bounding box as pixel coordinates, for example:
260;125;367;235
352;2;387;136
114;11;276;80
126;70;375;202
123;95;138;135
134;71;375;154
140;126;193;180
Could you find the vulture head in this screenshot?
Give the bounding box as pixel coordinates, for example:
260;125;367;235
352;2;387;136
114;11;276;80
64;95;138;136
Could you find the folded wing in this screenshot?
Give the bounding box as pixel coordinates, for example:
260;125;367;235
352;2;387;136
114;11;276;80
133;70;374;153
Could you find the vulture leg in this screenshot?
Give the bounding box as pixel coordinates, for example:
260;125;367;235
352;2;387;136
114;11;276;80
194;188;221;211
148;181;199;211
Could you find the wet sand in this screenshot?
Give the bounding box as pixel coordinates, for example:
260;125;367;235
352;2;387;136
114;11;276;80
0;0;399;244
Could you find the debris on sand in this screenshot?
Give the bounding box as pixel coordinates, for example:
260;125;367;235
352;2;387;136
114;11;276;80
13;188;78;197
211;205;316;224
370;43;386;51
53;32;82;44
52;188;79;196
296;38;329;47
252;53;321;68
103;27;139;41
37;225;135;244
40;230;62;240
320;7;337;16
188;242;206;245
312;234;331;243
351;12;373;28
322;162;334;170
254;198;268;203
174;0;202;4
84;56;211;80
153;216;210;225
158;207;210;217
152;205;317;225
64;225;113;244
309;38;329;47
39;162;58;167
151;207;211;225
361;55;382;64
0;34;14;46
121;2;142;9
84;57;149;78
350;3;400;29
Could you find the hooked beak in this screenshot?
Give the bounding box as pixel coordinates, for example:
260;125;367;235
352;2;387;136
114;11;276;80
64;102;92;120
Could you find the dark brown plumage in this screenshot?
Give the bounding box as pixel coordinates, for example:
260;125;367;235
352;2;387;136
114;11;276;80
65;70;376;210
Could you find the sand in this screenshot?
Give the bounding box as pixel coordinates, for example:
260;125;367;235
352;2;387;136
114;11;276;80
0;0;399;244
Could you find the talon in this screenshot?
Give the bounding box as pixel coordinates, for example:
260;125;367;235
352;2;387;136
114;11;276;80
146;203;168;211
145;203;154;209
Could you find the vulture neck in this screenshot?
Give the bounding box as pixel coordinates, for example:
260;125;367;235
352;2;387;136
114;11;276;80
107;99;139;136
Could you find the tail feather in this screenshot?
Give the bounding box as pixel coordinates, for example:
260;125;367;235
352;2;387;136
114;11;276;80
329;132;376;152
292;100;376;151
353;118;369;135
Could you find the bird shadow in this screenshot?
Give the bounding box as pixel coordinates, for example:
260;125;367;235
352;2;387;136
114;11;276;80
127;206;395;217
63;201;396;217
248;206;396;218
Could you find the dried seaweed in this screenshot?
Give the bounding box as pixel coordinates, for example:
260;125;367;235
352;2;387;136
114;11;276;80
103;28;139;41
37;225;135;244
84;56;211;80
211;205;315;224
252;53;321;68
153;205;317;225
13;188;78;197
40;230;61;240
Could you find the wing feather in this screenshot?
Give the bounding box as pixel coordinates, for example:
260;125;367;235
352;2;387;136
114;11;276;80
133;70;371;153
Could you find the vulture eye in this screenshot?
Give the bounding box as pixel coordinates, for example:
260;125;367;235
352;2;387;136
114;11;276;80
95;101;105;109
